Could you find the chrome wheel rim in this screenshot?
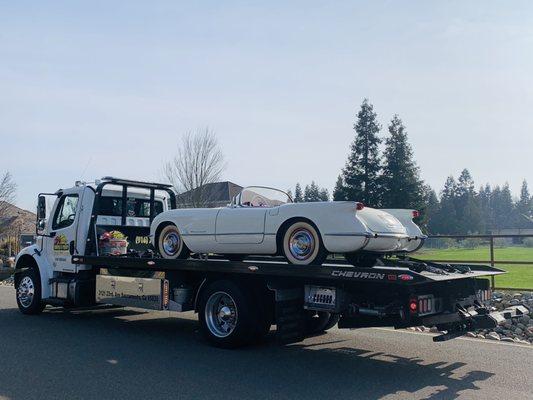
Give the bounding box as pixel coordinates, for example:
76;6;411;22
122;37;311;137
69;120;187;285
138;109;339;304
163;231;181;256
17;276;35;308
205;292;238;338
289;228;315;260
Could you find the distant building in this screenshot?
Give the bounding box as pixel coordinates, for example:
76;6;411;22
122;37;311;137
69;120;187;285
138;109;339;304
490;215;533;243
177;181;243;208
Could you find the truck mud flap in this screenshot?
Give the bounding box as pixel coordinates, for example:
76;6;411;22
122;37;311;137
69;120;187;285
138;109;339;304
269;285;307;345
430;304;530;342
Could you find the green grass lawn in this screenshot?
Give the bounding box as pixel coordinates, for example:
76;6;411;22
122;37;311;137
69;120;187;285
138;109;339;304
413;246;533;290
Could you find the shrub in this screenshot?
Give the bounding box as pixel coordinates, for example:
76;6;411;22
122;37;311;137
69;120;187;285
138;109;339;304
524;238;533;248
459;238;484;249
493;238;511;248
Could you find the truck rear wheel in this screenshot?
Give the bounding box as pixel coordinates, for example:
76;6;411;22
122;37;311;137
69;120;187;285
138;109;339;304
16;268;45;315
198;280;256;348
304;311;332;334
323;313;340;331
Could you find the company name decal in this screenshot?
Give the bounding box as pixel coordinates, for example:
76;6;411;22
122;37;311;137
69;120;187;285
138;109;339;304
331;270;386;280
53;234;69;252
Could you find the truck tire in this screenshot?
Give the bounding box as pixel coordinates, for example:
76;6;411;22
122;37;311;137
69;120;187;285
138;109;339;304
198;280;256;348
323;313;340;331
16;268;45;315
304;311;331;335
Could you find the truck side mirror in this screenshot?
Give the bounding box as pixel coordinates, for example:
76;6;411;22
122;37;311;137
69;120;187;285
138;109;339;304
37;195;46;220
36;195;47;234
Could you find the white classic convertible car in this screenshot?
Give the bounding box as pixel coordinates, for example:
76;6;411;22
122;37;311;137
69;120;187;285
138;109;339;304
150;186;425;267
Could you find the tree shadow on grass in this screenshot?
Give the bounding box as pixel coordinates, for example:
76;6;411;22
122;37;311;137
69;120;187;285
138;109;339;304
0;306;494;400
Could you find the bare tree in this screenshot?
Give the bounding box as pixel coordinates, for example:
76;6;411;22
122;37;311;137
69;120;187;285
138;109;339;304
164;128;226;207
0;171;17;217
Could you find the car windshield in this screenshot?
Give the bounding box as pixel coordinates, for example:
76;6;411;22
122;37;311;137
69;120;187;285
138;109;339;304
237;187;292;208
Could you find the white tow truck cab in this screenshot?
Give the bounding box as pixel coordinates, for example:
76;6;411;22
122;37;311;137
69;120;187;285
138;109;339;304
16;177;175;303
13;177;528;348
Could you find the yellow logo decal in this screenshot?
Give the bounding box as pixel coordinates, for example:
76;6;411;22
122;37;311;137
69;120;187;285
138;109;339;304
53;234;69;252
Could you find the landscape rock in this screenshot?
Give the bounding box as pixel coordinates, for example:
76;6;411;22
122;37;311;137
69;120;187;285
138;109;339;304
487;332;500;341
0;276;14;286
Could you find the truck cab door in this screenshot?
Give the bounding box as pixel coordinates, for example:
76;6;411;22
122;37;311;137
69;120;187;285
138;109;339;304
44;188;84;273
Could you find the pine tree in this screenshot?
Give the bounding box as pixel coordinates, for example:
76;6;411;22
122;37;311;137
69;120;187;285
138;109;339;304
333;175;346;201
433;176;458;234
424;186;440;233
304;181;321;202
381;115;424;209
478;184;492;232
340;99;382;206
516;180;532;227
294;183;303;203
454;169;482;233
319;188;330;201
491;184;514;229
286;189;293;201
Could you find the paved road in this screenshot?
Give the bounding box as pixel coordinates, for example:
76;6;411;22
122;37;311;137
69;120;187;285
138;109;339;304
0;286;531;400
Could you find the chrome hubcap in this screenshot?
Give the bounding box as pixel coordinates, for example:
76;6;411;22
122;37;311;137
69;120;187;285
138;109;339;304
205;292;238;338
17;276;35;308
163;231;181;255
289;229;315;260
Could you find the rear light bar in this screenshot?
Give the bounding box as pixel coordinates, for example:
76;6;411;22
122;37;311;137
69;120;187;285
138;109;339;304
477;289;492;303
409;294;436;316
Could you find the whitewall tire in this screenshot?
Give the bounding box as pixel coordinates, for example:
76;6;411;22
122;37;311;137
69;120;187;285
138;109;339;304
157;224;190;259
282;221;327;265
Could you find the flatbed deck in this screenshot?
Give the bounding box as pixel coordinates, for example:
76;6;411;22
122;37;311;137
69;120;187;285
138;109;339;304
72;255;505;285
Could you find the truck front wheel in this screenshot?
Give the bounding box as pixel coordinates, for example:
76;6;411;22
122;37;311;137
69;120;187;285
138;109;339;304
198;280;256;348
16;268;45;315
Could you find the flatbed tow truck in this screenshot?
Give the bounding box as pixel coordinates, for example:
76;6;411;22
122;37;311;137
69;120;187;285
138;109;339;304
13;177;529;348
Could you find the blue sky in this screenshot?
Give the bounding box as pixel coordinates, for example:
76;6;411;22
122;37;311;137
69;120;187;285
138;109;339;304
1;1;532;210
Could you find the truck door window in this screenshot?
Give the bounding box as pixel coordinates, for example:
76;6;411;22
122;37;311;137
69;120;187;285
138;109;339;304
52;194;79;230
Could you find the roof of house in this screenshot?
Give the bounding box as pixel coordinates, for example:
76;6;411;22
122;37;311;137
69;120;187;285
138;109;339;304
177;181;243;205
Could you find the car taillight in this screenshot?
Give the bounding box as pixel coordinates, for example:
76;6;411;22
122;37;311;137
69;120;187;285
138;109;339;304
412;210;420;218
409;299;418;314
356;202;365;211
